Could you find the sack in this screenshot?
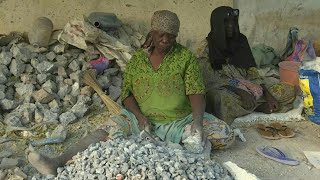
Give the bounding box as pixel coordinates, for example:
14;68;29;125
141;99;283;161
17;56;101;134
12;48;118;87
299;68;320;124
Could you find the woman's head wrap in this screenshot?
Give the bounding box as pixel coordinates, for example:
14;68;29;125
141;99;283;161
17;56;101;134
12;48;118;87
151;10;180;36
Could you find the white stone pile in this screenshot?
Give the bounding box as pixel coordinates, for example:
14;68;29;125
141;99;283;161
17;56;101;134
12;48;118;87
33;138;232;180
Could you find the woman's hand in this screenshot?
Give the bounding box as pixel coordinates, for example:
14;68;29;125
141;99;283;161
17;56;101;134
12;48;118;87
191;120;206;145
265;95;279;113
261;84;279;113
191;120;203;136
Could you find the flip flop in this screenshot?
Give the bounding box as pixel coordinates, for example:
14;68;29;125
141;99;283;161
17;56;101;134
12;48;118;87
269;122;295;138
256;146;300;166
256;124;280;140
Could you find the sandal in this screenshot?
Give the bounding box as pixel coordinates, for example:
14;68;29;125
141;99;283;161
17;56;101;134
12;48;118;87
256;146;299;166
269;122;295;138
256;124;280;140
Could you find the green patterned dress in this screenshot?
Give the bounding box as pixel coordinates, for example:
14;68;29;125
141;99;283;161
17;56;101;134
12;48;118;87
112;43;235;149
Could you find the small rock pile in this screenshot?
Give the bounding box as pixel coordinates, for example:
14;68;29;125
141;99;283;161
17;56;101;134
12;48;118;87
32;138;232;180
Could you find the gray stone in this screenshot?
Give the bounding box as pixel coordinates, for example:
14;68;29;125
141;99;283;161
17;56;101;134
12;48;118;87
71;82;80;97
37;54;47;62
4;112;22;126
57;83;71;99
0;171;7;180
59;112;77;125
63;95;77;109
0;91;5;100
48;99;60;114
43;109;59;122
20;74;37;84
0;158;19;169
104;68;119;76
36;61;55;73
108;85;121;101
64;79;73;86
91;93;103;107
56;55;68;67
67;49;82;56
31;52;38;58
15;83;35;97
15;103;37;114
55;76;64;85
68;60;80;72
34;109;44;123
97;75;111;89
111;76;122;87
53;44;66;54
0;73;7;84
0;84;6;92
78;53;86;62
9;58;26;77
0;99;18;110
70;70;81;84
80;86;93;97
46;52;56;61
24;64;34;73
84;52;99;61
37;73;49;85
77;95;91;105
30;58;39;68
81;62;92;71
0;51;13;65
0;65;10;76
5;86;14;100
32;89;55;104
0;151;12;158
70;101;88;118
58;67;68;78
42;80;57;93
11;44;32;62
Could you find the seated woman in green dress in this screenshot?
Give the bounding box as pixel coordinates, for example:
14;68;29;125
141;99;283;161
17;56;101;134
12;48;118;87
197;6;296;125
27;10;235;176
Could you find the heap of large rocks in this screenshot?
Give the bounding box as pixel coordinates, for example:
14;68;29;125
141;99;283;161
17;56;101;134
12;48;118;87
0;40;123;128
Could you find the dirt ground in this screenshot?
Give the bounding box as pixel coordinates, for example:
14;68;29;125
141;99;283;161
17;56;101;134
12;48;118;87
213;121;320;180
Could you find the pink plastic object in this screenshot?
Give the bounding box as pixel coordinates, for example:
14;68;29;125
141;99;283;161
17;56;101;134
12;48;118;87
89;56;109;73
279;61;300;86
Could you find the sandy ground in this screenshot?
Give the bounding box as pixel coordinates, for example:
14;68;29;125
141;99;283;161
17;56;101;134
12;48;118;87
213;121;320;180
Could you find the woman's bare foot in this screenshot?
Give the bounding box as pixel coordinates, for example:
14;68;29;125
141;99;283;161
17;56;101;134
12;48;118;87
27;146;60;176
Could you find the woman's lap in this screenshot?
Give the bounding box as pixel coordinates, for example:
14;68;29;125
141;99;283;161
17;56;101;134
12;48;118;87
111;109;234;150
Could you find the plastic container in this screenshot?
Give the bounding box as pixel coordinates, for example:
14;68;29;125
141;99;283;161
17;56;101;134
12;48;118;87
279;61;300;86
28;17;53;48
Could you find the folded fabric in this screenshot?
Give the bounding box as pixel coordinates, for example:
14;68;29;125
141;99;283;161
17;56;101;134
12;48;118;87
252;44;280;68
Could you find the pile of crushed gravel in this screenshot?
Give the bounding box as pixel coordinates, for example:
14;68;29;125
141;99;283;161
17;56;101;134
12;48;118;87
32;137;233;180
